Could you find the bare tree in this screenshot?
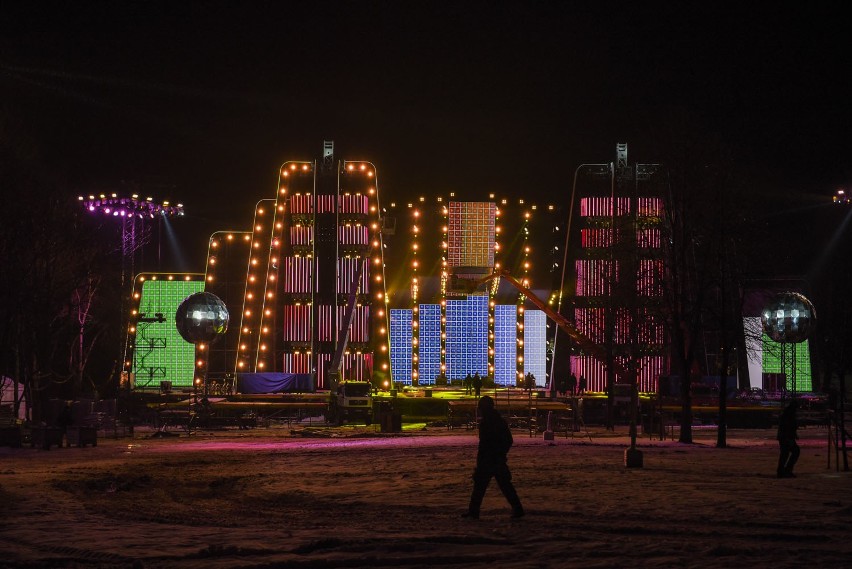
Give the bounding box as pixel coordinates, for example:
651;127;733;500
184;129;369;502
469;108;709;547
0;113;116;421
650;114;768;444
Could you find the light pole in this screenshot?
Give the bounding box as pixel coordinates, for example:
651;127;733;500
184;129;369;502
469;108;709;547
840;188;849;468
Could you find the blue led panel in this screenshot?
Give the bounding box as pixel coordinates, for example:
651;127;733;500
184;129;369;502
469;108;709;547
418;304;442;385
445;296;488;380
444;300;465;381
523;309;547;387
494;304;517;386
390;309;413;384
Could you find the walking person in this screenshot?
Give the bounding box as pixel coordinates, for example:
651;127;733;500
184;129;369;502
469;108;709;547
777;399;800;478
57;401;73;448
568;374;577;397
462;396;524;519
472;373;483;397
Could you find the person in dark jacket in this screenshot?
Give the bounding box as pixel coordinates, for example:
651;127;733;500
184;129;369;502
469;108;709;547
472;373;483;397
462;396;524;519
57;402;73;448
777;399;800;478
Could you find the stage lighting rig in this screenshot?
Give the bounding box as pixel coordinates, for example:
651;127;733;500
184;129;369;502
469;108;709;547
78;193;185;218
80;192;186;391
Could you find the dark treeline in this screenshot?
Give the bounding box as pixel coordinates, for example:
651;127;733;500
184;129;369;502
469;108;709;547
0;111;122;422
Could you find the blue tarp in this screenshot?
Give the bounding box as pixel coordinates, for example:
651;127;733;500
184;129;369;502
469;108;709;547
237;373;314;394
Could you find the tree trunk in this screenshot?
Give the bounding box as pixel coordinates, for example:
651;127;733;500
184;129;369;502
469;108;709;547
678;358;693;443
717;360;728;448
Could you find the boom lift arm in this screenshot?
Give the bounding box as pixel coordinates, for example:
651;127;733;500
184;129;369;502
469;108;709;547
468;270;629;381
327;257;366;387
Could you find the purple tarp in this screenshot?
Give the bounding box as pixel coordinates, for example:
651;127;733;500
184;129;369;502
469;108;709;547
237;373;314;394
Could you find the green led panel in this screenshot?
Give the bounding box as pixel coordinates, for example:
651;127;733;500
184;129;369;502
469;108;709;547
133;279;204;389
762;335;812;392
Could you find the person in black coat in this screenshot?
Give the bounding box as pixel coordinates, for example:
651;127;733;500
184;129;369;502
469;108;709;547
57;402;73;448
567;374;577;396
462;396;524;519
777;399;800;478
472;373;483;397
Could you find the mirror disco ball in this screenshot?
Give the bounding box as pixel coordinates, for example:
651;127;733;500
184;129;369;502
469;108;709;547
175;292;229;344
761;292;816;344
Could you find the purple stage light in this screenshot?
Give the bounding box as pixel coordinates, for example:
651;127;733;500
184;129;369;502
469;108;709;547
80;194;185;218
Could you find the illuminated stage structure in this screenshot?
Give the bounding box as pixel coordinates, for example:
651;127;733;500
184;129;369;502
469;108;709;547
125;144;389;392
569;145;667;393
386;197;561;387
112;147;820;399
119;145;670;394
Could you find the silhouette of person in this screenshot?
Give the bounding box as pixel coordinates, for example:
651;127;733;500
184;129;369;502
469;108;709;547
578;375;587;395
777;399;800;478
556;375;568;397
462;396;524;520
465;373;473;395
568;374;577;396
57;402;73;448
472;373;483;397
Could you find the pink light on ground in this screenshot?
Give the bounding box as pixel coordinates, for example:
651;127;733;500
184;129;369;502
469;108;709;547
109;430;831;459
132;434;478;455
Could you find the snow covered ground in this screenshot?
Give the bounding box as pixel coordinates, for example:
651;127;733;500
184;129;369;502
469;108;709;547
1;424;849;568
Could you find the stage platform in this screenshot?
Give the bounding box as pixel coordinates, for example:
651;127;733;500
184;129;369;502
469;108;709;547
126;387;819;432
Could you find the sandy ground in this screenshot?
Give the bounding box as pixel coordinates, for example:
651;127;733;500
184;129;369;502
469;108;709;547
0;423;850;569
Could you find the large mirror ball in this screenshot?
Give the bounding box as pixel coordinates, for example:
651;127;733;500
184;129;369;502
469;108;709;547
761;292;816;344
175;292;230;344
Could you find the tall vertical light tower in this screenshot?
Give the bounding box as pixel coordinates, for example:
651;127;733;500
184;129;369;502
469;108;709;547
570;144;666;395
233;142;389;389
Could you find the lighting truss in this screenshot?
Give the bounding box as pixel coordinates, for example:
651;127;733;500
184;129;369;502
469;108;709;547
79;193;185;218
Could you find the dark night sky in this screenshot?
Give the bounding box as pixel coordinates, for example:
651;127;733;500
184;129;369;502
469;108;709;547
2;2;850;268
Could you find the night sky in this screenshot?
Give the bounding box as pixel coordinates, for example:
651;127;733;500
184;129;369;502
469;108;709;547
2;2;850;269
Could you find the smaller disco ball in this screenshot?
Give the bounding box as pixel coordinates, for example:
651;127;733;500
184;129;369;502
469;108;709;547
761;292;816;344
175;292;230;344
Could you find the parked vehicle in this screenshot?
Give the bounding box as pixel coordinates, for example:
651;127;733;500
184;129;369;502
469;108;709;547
328;381;373;425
